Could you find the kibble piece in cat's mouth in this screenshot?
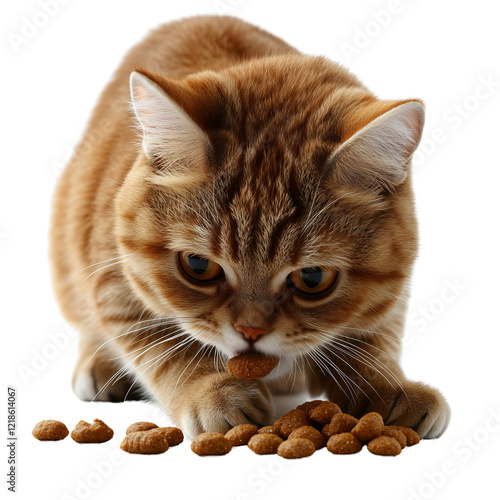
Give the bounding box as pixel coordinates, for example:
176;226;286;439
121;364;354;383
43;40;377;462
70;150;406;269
226;352;279;379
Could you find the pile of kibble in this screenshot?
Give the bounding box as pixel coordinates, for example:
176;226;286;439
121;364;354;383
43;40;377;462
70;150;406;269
33;399;420;458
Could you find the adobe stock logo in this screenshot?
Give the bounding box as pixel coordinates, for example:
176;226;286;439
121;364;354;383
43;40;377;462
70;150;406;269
404;277;467;346
407;405;500;500
17;324;78;384
413;74;500;167
8;0;72;54
339;0;415;64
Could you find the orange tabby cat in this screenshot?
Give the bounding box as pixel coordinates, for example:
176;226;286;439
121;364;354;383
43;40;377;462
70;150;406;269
50;15;450;438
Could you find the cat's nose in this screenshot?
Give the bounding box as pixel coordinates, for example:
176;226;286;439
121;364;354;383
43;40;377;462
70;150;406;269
234;325;269;342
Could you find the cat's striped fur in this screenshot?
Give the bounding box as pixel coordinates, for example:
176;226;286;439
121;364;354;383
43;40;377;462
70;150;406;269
50;16;450;438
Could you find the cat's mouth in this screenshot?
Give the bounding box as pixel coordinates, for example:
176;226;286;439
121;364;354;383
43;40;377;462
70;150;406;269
236;347;260;357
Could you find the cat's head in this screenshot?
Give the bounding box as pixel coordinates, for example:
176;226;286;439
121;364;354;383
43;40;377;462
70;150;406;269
116;55;423;379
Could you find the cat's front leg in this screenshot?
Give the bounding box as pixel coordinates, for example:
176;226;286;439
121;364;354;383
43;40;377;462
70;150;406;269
317;340;451;439
167;370;273;437
135;343;274;437
359;378;451;439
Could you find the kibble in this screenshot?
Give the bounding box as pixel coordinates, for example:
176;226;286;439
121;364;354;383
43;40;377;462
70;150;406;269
71;419;114;443
328;413;359;436
126;422;158;434
120;429;169;454
258;425;281;436
275;409;312;438
382;428;407;449
296;400;324;413
367;435;402;456
191;432;232;456
248;433;283;455
225;424;258;446
327;433;363;455
226;353;278;379
385;425;420;446
351;412;384;443
308;401;342;425
288;426;325;450
277;438;315;459
32;420;69;441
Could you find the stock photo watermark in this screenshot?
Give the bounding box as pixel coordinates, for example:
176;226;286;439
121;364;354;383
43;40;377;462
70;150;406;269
7;0;72;54
339;0;417;64
59;450;126;500
17;324;78;385
6;387;17;493
413;74;500;167
406;405;500;500
404;277;467;346
234;458;286;500
213;0;244;15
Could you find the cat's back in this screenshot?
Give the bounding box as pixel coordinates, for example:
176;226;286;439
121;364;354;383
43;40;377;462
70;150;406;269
50;16;297;324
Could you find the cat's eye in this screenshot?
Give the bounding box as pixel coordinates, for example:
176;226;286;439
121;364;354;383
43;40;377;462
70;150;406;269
288;266;338;295
178;252;224;282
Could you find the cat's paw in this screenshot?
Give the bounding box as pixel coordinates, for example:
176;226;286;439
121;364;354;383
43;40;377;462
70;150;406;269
72;350;144;402
176;373;273;437
365;380;451;439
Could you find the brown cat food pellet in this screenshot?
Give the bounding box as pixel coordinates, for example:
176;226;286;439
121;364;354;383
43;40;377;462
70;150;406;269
277;438;315;459
308;401;342;425
120;429;169;455
382;428;407;449
351;412;384;443
226;352;278;379
191;433;232;456
225;424;258;446
71;419;114;443
385;425;420;446
328;413;359;436
248;434;283;455
157;426;184;446
126;422;159;434
326;433;363;455
288;426;325;450
367;435;402;456
32;420;69;441
296;400;324;413
322;423;334;439
276;409;313;438
258;425;281;436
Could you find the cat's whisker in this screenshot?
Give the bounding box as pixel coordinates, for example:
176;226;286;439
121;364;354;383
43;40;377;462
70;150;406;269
86;319;179;364
328;331;399;361
81;259;129;282
331;325;400;343
306;339;376;403
310;328;406;395
93;334;198;401
121;336;199;400
327;337;407;397
303;344;357;404
77;254;133;273
112;328;187;359
168;333;213;402
128;322;184;346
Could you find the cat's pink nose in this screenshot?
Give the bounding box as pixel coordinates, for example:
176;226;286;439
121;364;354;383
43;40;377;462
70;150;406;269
234;325;268;342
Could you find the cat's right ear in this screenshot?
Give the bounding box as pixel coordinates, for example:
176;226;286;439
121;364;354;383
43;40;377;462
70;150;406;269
129;72;210;174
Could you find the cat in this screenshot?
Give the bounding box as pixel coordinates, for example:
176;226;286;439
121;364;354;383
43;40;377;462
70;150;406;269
50;15;450;438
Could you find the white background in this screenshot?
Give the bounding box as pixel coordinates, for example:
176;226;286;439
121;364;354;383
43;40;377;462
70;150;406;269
2;1;499;499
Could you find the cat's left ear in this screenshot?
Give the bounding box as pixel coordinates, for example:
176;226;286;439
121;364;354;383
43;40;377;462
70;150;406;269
129;71;215;174
329;100;424;191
